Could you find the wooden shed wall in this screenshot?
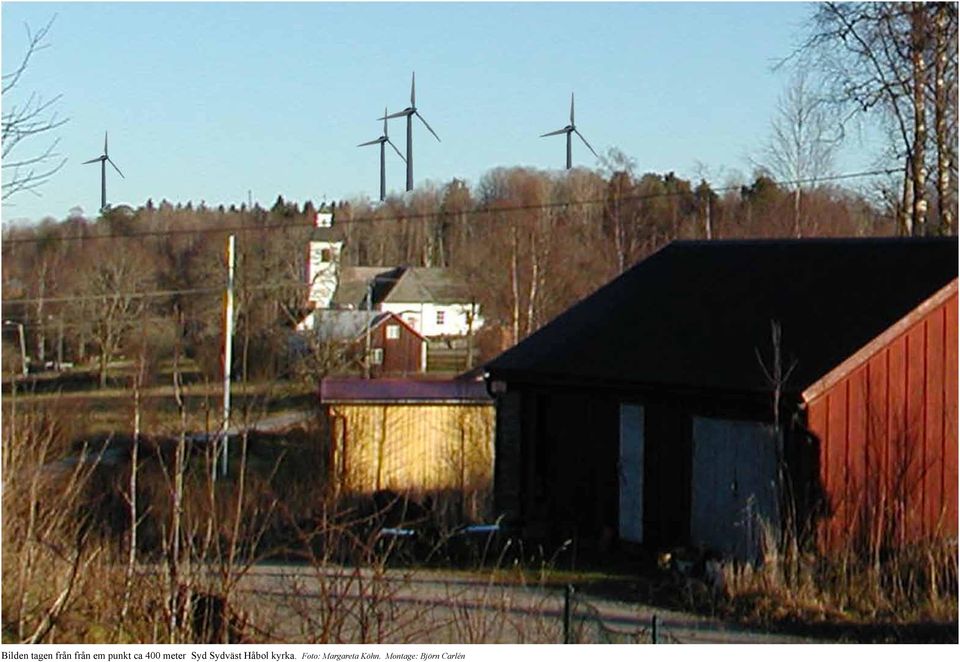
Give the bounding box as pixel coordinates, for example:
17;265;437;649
374;320;425;376
805;291;958;548
328;403;494;495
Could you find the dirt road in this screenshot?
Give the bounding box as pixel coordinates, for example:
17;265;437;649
233;564;813;644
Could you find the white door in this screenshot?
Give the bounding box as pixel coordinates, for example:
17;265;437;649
618;403;645;543
691;417;780;560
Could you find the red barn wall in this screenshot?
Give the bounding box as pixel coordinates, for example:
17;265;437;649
805;286;957;549
370;319;424;377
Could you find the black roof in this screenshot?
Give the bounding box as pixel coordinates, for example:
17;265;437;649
485;237;958;396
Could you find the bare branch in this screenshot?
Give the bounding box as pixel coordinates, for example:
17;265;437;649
1;15;68;202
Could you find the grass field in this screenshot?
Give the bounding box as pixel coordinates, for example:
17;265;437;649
2;366;956;644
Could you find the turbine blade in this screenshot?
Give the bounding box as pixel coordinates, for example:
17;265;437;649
104;131;109;156
540;127;568;138
570;93;575;124
108;157;125;178
383;107;388;135
574;128;598;159
416;111;440;142
382;109;409;120
358;138;382;147
387;138;406;162
82;157;102;164
411;71;416;106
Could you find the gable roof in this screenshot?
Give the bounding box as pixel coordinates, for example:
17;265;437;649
485;237;958;396
331;267;396;308
380;268;473;305
305;310;424;343
331;266;474;308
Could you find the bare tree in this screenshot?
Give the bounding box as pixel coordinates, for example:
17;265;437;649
2;16;68;201
72;249;155;388
759;71;837;237
601;149;639;272
932;3;958;234
796;2;958;235
909;3;930;233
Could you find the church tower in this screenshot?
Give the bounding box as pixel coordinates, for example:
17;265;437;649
306;209;343;308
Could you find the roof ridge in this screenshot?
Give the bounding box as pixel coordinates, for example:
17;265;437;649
669;236;958;247
410;268;437;302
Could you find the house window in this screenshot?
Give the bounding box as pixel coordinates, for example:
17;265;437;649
321;248;332;262
370;348;384;365
386;325;400;340
436;310;445;326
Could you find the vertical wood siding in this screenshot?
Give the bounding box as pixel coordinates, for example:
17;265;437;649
806;293;958;548
372;320;424;376
330;403;494;495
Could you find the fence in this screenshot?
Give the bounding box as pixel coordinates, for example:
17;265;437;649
562;585;680;644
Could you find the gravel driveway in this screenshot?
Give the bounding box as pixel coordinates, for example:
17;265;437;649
232;564;813;644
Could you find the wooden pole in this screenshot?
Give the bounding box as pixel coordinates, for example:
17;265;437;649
220;235;236;478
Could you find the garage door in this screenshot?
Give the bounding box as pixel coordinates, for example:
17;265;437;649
618;403;645;543
691;416;780;560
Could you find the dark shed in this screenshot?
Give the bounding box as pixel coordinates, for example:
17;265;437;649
485;237;958;558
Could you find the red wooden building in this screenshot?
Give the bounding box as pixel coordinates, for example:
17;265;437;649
485;238;957;558
803;279;957;548
297;309;426;376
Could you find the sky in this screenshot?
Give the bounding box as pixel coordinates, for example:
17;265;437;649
1;1;888;224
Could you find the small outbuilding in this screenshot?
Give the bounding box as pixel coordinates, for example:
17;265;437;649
318;377;495;519
296;310;427;376
484;237;957;558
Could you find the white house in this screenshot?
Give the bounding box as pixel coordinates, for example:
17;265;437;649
375;268;482;338
330;267;482;339
302;210;482;340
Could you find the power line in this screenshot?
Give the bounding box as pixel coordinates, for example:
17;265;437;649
1;168;900;246
6;281;310;306
4;272;411;307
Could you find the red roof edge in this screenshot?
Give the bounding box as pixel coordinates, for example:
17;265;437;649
319;376;491;404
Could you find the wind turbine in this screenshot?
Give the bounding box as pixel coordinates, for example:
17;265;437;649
382;72;440;192
359;107;406;201
82;131;124;211
540;93;599;169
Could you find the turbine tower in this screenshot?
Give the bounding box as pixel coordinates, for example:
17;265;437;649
382;72;440;192
82;132;124;211
540;93;599;169
358;107;405;201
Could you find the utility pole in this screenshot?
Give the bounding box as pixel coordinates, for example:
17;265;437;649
220;235;236;478
364;282;373;379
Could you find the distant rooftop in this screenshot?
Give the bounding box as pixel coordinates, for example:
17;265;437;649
331;266;474;308
300;309;390;340
319;377;491;404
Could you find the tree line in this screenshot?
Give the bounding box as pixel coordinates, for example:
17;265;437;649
2;2;957;386
2;164;903;386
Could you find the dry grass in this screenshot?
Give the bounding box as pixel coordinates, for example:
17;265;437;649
0;390;568;644
2;372;315;436
4;384;955;643
693;521;959;639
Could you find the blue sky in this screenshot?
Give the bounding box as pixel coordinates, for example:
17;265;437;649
1;1;886;223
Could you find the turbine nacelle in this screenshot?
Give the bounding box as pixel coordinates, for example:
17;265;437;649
359;106;406;201
540;93;598;169
83;131;124;211
379;71;441;192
